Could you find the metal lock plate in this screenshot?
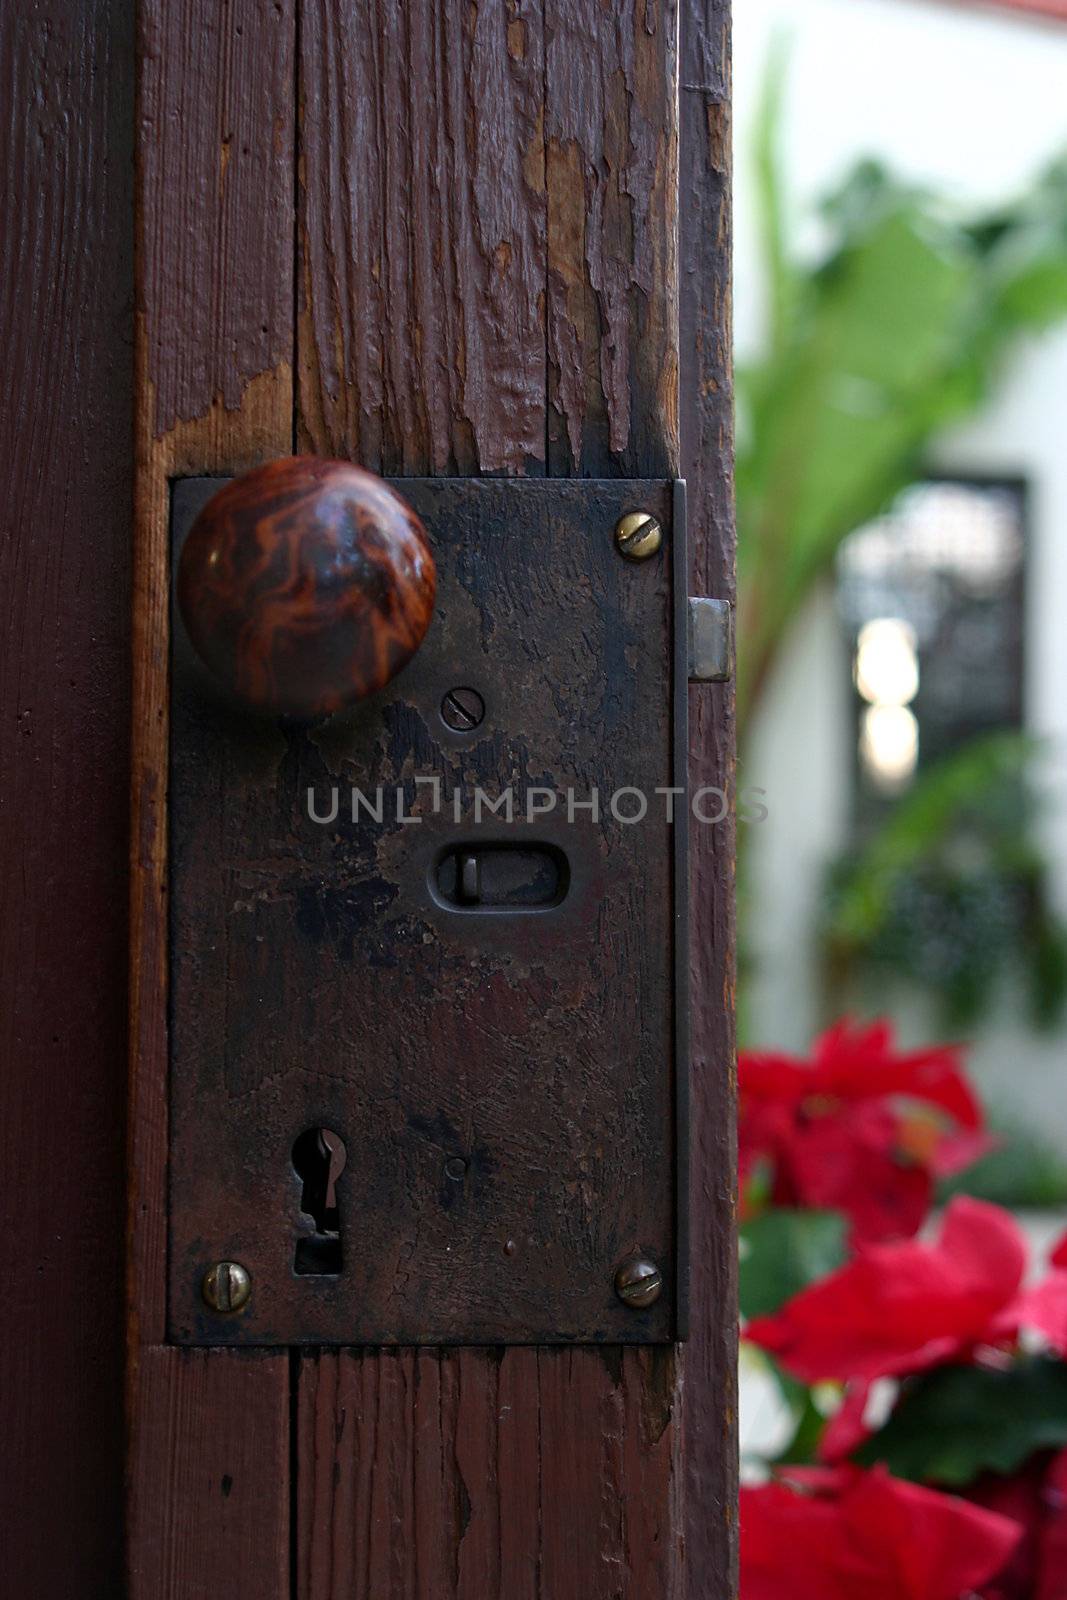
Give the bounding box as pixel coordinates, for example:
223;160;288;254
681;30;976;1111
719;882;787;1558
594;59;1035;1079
168;478;688;1345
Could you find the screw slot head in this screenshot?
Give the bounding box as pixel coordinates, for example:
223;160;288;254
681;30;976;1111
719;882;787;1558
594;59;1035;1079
440;686;485;732
202;1260;252;1314
615;511;663;562
614;1256;663;1309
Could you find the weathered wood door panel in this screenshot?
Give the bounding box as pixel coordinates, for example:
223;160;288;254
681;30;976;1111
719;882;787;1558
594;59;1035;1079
1;3;132;1591
2;1;734;1594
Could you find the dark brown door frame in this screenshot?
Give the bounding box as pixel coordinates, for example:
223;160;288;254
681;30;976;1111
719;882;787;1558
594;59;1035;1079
2;3;734;1594
1;3;133;1592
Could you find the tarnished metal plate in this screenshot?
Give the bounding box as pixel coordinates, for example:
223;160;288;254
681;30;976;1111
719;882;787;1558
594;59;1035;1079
168;478;685;1345
688;596;733;683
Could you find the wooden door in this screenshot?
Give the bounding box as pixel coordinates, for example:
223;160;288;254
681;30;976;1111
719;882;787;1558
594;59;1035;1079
1;2;735;1594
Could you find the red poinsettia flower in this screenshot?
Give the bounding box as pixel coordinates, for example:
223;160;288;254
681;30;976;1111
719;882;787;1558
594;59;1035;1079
983;1232;1067;1359
1009;1272;1067;1358
740;1020;992;1244
741;1463;1021;1600
746;1196;1027;1384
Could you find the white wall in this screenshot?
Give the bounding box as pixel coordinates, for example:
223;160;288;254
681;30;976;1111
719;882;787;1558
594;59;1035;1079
737;0;1067;1140
735;0;1067;361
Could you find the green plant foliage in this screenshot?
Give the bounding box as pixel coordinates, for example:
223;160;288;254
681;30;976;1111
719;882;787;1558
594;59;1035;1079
737;80;1067;739
739;1207;849;1320
855;1358;1067;1486
819;734;1067;1029
939;1111;1067;1208
770;1381;828;1468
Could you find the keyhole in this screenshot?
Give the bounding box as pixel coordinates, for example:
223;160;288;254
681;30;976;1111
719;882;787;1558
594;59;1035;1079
292;1127;347;1276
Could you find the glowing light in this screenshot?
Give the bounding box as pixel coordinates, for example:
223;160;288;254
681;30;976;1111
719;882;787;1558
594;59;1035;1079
855;617;919;708
860;705;919;791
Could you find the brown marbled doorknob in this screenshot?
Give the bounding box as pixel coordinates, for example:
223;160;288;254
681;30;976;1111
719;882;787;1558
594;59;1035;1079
177;457;436;718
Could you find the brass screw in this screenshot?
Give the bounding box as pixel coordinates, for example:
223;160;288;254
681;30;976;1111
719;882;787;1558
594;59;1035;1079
615;511;663;561
202;1260;252;1314
614;1256;663;1309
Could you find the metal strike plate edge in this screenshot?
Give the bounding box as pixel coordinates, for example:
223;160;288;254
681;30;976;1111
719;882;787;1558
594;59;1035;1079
168;475;690;1347
687;596;733;683
671;479;691;1340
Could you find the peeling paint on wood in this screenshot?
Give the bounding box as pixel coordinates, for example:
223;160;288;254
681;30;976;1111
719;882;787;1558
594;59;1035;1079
139;0;295;435
298;0;547;475
545;0;679;476
124;0;734;1593
127;3;296;1594
292;3;715;1596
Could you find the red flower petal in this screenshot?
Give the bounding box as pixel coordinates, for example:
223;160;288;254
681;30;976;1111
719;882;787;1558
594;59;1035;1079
937;1196;1028;1302
811;1020;982;1129
818;1382;875;1463
844;1466;1022;1600
1051;1232;1067;1271
742;1465;1022;1600
1009;1271;1067;1357
741;1479;848;1600
746;1197;1027;1383
786;1102;932;1244
739;1051;812;1106
928;1127;1000;1178
739;1019;983;1128
739;1103;797;1188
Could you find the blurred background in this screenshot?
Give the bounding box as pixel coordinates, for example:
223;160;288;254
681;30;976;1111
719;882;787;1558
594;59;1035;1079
735;0;1067;1200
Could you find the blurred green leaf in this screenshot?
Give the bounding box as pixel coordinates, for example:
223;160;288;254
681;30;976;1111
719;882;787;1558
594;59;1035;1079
939;1108;1067;1208
822;733;1034;945
752;31;797;359
856;1359;1067;1486
739;1208;849;1320
737;72;1067;738
820;734;1067;1029
770;1379;828;1467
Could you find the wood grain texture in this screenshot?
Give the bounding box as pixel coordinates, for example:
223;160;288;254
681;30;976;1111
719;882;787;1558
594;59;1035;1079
293;2;719;1596
128;2;296;1594
297;0;547;475
680;4;738;1598
122;0;730;1591
545;0;679;476
296;1345;678;1600
0;3;133;1592
128;1348;290;1597
295;1347;544;1597
139;0;295;435
131;0;297;1353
